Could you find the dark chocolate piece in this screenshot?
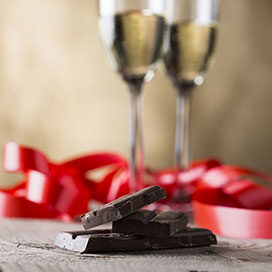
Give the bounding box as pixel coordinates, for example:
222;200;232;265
81;186;166;230
113;210;189;237
149;228;217;250
54;229;150;253
54;228;217;253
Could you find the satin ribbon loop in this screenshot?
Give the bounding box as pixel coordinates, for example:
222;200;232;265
193;165;272;238
1;142;129;221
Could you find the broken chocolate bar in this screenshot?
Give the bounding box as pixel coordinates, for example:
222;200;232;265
148;228;217;250
54;228;217;253
54;229;148;253
112;210;189;237
81;186;166;230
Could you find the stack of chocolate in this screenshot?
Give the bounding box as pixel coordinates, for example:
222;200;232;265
54;186;217;253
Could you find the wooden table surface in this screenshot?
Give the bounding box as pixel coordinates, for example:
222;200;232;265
0;219;271;272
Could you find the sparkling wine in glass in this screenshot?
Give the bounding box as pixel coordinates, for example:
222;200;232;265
97;0;166;191
163;0;220;170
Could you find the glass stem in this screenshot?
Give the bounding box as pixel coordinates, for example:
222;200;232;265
174;87;193;171
128;80;144;192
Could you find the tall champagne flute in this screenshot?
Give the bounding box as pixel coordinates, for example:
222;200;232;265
163;0;220;171
97;0;166;191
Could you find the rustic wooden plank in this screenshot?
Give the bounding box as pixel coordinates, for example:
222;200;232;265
0;219;271;272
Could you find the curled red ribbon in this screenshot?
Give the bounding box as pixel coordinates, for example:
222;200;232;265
1;142;272;238
1;142;130;221
155;164;272;238
192;166;272;238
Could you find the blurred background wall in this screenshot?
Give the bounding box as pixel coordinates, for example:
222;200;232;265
0;0;272;186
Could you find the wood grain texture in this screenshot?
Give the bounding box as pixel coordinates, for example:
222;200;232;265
0;219;271;272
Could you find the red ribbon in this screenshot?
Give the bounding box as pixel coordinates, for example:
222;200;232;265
1;142;272;238
192;166;272;238
155;165;272;238
1;142;130;221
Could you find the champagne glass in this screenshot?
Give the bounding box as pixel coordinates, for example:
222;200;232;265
97;0;166;191
163;0;220;171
